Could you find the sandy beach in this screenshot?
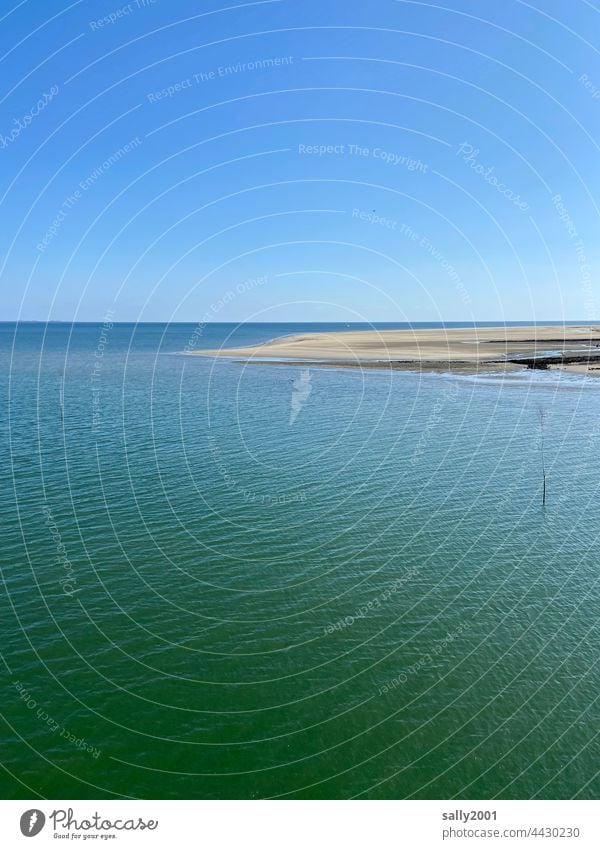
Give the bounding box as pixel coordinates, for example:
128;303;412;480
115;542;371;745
190;325;600;373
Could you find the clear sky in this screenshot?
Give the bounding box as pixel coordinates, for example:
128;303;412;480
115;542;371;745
1;0;599;322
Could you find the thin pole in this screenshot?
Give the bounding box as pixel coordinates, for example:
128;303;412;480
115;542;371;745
542;472;546;507
538;408;547;507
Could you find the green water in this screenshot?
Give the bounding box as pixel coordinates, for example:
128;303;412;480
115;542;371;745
2;322;600;799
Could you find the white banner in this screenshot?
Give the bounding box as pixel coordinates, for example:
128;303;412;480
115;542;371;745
0;800;597;848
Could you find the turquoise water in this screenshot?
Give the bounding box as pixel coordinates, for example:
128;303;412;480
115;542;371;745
2;322;600;799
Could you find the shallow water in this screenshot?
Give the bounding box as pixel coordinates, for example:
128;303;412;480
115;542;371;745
1;322;600;799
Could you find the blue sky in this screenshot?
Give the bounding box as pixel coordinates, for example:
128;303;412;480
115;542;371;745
1;0;599;322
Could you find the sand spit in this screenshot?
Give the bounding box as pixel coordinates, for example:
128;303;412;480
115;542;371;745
189;325;600;374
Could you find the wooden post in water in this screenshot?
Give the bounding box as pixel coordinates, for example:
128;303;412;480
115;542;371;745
542;471;546;506
538;407;547;507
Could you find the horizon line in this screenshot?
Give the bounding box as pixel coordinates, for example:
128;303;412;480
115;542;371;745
1;319;596;326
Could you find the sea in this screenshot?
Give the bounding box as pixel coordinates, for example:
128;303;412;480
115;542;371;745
1;321;600;799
